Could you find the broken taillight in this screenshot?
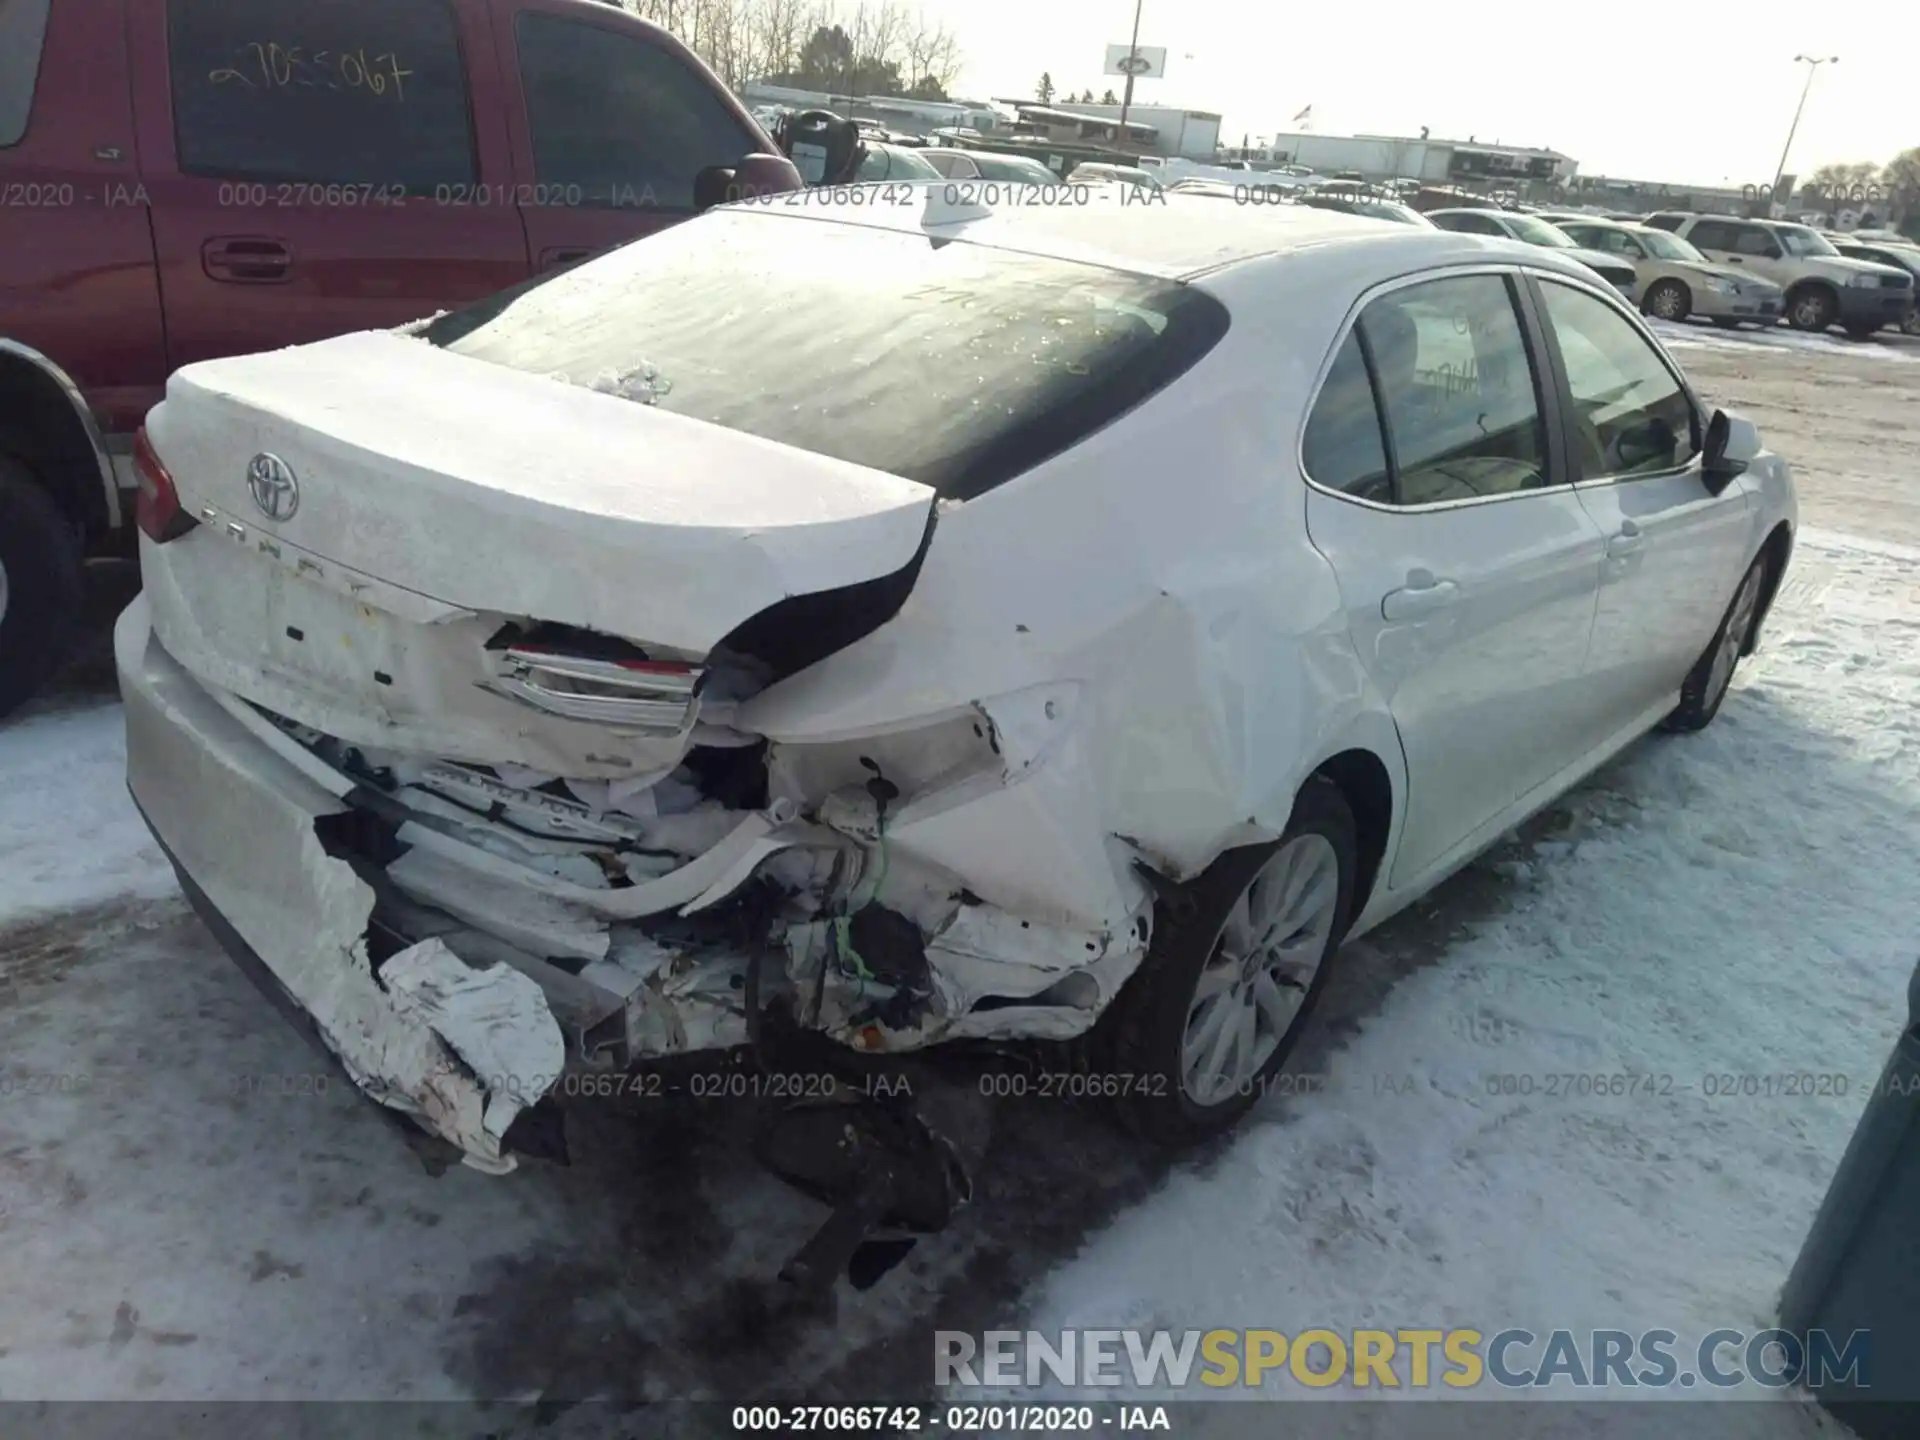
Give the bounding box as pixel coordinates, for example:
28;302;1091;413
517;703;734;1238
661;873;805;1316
486;645;704;732
133;427;196;543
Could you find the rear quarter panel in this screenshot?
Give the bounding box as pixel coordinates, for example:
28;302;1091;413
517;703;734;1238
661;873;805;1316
740;256;1406;890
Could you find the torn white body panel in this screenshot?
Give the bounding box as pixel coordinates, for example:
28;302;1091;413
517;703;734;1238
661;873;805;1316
117;596;563;1172
381;939;567;1156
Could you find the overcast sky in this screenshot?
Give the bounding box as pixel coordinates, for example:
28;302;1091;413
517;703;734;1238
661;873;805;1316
913;1;1916;184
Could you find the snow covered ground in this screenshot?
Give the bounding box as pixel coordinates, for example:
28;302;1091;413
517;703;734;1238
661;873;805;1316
3;349;1918;1433
1651;317;1918;364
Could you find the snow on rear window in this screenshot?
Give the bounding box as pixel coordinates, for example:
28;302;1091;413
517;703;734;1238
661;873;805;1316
420;208;1229;501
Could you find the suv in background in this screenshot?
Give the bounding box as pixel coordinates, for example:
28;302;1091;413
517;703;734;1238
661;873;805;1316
1646;215;1911;336
0;0;799;717
1830;239;1920;335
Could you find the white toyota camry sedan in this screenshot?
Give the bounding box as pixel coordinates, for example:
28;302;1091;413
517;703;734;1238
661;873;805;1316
118;184;1796;1172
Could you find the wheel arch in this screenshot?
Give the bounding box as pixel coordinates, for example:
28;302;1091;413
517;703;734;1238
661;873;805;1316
1303;745;1397;927
0;341;120;538
1783;277;1839;313
1743;520;1794;658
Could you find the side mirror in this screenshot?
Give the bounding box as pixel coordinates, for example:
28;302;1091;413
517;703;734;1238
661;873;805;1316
692;153;804;211
1702;408;1760;495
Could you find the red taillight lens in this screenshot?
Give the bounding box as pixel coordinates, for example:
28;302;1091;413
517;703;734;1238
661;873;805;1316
133;426;196;543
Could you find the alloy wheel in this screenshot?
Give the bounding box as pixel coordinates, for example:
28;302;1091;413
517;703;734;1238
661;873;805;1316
1179;834;1341;1106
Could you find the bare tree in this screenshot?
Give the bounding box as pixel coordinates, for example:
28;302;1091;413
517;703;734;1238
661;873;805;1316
607;0;962;99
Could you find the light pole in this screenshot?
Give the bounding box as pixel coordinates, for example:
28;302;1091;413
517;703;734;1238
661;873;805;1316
1772;54;1838;202
1118;0;1145;131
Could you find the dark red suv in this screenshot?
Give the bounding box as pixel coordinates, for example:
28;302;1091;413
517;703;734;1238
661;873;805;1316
0;0;799;716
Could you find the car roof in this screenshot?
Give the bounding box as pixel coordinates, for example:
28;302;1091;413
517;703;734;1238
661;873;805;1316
725;181;1606;285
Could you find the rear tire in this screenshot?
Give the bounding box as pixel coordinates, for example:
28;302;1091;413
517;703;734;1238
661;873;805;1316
1644;279;1691;323
0;456;86;720
1664;553;1769;733
1104;780;1357;1146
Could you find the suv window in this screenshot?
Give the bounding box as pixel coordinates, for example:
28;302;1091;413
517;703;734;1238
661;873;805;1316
514;12;756;211
167;0;475;187
1355;274;1551;505
421;208;1231;502
1436;211;1506;236
1538;280;1696;479
0;0;51;148
1642;213;1687;233
1729;225;1781;257
1574;227;1644;257
1684;220;1737;251
1301;331;1391;502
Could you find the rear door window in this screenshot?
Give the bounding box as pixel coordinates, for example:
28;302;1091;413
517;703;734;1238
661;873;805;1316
166;0;475;187
1301;331;1391;503
420;210;1230;501
513;13;756;212
0;0;52;147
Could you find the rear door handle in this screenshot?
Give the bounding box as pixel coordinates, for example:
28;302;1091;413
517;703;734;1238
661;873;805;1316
1381;571;1460;621
1606;521;1644;558
204;237;292;283
539;246;593;271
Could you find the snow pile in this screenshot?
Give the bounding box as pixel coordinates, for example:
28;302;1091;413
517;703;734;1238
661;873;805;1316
0;704;173;925
1652;318;1917;363
1006;532;1920;1404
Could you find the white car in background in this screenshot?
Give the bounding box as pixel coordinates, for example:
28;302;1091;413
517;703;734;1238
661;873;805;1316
1065;162;1163;192
119;185;1796;1177
1425;208;1641;304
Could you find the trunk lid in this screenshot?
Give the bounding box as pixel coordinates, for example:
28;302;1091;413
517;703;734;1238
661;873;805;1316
145;328;938;656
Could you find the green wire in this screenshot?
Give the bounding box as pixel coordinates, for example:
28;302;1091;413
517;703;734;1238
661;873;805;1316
832;824;891;986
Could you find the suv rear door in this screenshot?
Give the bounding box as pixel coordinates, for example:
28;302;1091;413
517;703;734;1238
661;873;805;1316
1685;218;1787;286
490;0;770;275
1;0;167;442
128;0;530;373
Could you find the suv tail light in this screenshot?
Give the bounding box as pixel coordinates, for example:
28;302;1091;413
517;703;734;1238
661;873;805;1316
133;427;196;543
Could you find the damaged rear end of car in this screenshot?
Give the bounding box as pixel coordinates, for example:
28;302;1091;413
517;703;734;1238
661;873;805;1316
118;200;1240;1238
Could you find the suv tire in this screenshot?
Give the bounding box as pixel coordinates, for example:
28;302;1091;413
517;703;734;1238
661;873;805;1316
0;455;86;720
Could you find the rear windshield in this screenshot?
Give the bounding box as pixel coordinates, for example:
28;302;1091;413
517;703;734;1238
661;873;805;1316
420;208;1230;501
0;0;52;147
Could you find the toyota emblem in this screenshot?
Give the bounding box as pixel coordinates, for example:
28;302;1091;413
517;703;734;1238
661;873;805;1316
247;453;299;521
